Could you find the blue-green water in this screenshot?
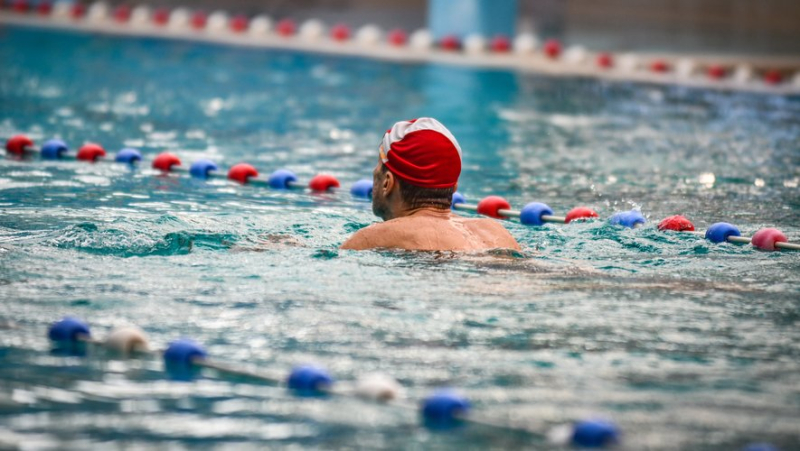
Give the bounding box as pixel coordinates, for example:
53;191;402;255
1;26;799;449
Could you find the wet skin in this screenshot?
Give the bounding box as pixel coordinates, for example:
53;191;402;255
341;162;520;252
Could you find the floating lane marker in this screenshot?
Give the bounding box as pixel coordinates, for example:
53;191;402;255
453;194;797;251
1;7;798;94
3;134;798;251
44;316;622;447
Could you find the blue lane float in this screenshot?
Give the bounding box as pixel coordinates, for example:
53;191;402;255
287;365;334;394
115;147;142;164
41;316;620;443
189;158;219;178
451;191;466;209
705;222;742;243
48;316;91;355
3;134;798;251
163;338;208;368
571;419;620;448
519;202;554;226
350;178;373;199
268;169;298;189
48;317;91;343
41;139;68;159
609;210;646;228
421;389;471;429
163;338;208;380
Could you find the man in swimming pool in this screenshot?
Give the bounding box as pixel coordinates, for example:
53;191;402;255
341;118;520;251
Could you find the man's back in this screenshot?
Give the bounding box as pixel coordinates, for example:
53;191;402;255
341;210;520;251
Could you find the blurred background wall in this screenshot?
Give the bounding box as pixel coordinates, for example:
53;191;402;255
536;0;800;55
129;0;800;55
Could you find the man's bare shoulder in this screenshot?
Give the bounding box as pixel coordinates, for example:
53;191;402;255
457;216;507;230
341;214;520;251
340;221;400;250
457;216;521;250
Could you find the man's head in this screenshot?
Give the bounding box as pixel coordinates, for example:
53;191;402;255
371;118;462;220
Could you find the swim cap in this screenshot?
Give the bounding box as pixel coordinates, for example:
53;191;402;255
380;118;462;189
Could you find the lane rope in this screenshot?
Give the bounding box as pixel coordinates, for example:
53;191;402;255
4;134;798;252
1;2;798;94
45;316;621;448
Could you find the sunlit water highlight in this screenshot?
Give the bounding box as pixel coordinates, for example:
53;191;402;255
0;26;799;449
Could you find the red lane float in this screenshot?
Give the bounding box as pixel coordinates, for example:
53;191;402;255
490;35;511;53
751;228;788;251
36;1;52;15
190;11;207;30
650;60;669;73
330;24;351;41
152;8;170;26
707;65;726;80
70;3;86;19
387;29;407;46
763;70;783;85
276;19;296;37
476;196;511;219
597;53;613;69
76;143;107;162
5;135;34;155
657;215;695;232
229;14;249;33
227;163;258;184
11;0;29;13
565;207;599;223
440;35;460;51
152;152;181;172
113;5;131;23
543;39;561;59
308;174;340;192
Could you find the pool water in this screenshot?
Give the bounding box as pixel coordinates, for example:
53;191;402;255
1;26;799;449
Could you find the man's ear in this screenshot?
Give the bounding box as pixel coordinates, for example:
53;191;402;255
383;170;396;194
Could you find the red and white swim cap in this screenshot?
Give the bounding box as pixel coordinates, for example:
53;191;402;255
379;117;462;189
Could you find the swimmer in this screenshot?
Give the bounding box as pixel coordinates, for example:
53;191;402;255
341;118;520;251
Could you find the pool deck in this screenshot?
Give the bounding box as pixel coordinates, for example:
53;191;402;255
2;11;799;95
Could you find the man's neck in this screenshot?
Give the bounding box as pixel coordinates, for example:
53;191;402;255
387;205;451;220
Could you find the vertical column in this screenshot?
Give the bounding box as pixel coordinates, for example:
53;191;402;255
428;0;518;39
